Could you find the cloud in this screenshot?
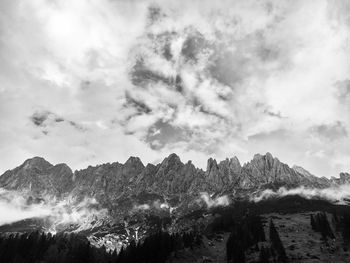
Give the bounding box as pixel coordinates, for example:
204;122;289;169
252;185;350;204
133;204;150;211
0;188;107;230
334;80;350;105
29;110;87;134
0;189;51;226
0;0;350;177
199;192;230;208
30;111;51;127
311;121;348;141
133;200;170;211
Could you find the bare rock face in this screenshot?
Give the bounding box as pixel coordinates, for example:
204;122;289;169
339;172;350;183
123;157;145;181
292;165;313;177
292;165;331;188
139;153;205;196
205;157;242;191
206;158;221;188
239;153;332;190
72;157;145;204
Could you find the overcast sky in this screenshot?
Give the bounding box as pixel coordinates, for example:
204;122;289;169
1;0;350;177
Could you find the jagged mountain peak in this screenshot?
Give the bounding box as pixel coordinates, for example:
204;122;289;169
332;172;350;185
230;156;241;164
206;156;241;172
125;156;143;165
165;153;181;162
339;172;350;179
251;152;276;163
206;157;218;171
124;156;144;170
218;157;241;169
21;156;53;170
205;156;242;191
159;153;183;169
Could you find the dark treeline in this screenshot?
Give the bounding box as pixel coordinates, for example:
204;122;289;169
226;214;266;263
340;212;350;243
224;215;289;263
332;211;350;244
0;232;112;263
310;212;335;240
116;231;202;263
258;245;271;263
211;195;350;220
310;211;350;253
0;231;202;263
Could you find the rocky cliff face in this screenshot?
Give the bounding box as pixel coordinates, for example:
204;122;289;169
0;153;348;206
206;157;242;191
239;153;332;190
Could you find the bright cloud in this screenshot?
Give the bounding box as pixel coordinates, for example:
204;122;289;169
0;0;350;177
199;192;230;208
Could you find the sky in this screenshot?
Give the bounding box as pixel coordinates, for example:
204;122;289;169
0;0;350;177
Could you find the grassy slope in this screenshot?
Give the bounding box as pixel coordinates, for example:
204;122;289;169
168;196;350;262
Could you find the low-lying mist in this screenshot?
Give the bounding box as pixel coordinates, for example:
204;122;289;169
133;200;171;212
199;192;230;208
252;184;350;204
0;188;108;231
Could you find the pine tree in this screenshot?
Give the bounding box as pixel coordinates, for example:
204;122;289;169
269;219;288;263
311;212;335;240
310;214;316;230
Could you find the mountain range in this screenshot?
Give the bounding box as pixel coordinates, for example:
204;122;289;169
1;152;349;198
0;152;349;219
1;152;350;256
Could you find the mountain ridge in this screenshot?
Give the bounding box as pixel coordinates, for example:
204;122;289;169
1;152;349;202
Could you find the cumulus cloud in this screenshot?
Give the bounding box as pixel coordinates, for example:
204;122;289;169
252;185;350;204
199;192;230;208
1;0;350;177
